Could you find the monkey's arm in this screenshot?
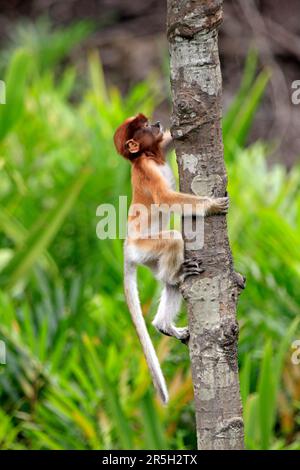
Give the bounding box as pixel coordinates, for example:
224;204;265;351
137;159;228;215
160;130;172;151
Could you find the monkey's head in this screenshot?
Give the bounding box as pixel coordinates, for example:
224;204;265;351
113;113;164;161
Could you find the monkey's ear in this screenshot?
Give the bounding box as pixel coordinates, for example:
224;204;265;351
125;139;140;154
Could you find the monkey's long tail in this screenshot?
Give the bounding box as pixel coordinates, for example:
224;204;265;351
124;260;169;404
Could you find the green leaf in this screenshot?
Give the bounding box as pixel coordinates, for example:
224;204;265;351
0;206;58;275
240;354;251;409
244;393;259;450
225;69;270;158
258;341;275;449
140;392;167;450
0;48;31;140
88;50;108;103
223;48;258;136
82;334;134;449
273;317;300;391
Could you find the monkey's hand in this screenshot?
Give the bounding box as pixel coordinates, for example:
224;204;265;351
205;196;229;215
160;130;172;150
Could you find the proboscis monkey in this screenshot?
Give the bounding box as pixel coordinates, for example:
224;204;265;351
113;114;229;403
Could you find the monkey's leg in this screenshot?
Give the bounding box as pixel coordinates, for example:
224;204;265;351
152;284;189;342
128;233;191;342
152;235;188;341
129;230;184;285
152;239;205;342
152;259;205;343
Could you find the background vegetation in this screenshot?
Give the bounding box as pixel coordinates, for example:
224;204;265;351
0;22;300;450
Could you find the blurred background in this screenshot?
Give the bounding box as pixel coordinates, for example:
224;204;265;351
0;0;299;450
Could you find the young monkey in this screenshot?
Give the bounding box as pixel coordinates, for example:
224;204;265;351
113;113;228;403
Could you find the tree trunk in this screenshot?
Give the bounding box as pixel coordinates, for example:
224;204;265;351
167;0;245;450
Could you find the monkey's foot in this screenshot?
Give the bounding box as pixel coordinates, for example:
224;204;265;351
153;321;190;344
180;258;204;282
175;326;190;345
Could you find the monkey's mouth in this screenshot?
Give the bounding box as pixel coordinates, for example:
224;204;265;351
151;121;164;137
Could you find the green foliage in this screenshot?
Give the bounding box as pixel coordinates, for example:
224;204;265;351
0;166;90;290
223;48;271;159
0;49;31;140
242;319;299;449
0;18;93;74
0;23;299;450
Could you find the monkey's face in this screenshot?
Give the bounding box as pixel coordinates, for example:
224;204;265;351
113;114;163;160
131;119;163;147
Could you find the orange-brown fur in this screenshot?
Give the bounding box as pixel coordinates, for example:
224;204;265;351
113;114;229;403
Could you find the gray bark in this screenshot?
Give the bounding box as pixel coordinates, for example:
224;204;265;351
167;0;245;450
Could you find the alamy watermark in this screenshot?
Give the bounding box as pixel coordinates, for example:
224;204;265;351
291;80;300;105
0;340;6;364
291;340;300;365
0;80;5;104
96;196;205;250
